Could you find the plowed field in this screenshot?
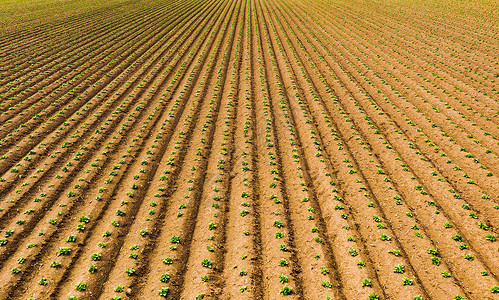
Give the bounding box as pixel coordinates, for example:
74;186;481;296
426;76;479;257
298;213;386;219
0;0;498;298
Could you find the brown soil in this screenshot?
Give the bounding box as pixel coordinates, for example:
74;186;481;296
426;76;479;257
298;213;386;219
0;0;497;299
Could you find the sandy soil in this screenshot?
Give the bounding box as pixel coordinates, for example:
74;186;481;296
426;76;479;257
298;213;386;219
0;0;498;298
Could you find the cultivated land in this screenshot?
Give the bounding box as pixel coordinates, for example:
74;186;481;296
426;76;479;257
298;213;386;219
0;0;498;299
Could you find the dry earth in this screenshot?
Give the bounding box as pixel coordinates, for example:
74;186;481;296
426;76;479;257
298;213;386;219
0;0;498;299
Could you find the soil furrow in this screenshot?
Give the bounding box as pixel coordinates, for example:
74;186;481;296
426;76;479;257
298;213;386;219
1;0;497;298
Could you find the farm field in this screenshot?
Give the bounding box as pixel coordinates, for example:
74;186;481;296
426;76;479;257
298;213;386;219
0;0;498;298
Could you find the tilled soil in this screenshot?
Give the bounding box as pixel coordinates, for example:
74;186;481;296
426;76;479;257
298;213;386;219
0;0;498;299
